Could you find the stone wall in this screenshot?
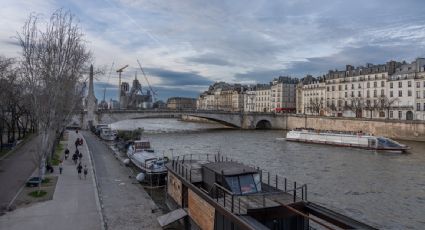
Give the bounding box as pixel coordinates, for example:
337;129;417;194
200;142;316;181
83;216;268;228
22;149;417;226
287;115;425;141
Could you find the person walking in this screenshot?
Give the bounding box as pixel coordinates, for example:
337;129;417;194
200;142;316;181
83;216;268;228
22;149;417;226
83;165;88;180
72;152;78;164
59;161;63;174
75;138;79;149
77;163;83;179
64;148;70;160
78;152;83;163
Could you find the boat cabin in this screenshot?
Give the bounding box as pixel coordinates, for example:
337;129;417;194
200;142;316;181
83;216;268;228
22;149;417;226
202;162;262;195
132;140;153;152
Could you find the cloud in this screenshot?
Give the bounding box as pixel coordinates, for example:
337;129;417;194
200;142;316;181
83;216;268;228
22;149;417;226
2;0;425;101
144;67;214;86
186;54;233;66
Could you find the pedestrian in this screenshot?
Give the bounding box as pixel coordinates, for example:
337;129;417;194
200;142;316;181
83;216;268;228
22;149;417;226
64;148;70;160
59;160;63;174
79;138;83;146
78;152;83;163
72;153;78;164
77;163;83;179
83;165;88;179
75;138;80;148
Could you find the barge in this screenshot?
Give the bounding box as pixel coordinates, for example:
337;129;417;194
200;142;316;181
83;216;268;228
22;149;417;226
127;139;167;185
160;153;377;230
286;129;408;152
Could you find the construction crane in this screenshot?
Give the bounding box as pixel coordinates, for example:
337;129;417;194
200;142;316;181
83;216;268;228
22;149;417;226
103;61;115;103
116;64;129;105
137;59;158;102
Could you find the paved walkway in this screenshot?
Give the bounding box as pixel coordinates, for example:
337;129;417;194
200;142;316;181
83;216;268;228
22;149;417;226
0;135;39;212
0;131;103;230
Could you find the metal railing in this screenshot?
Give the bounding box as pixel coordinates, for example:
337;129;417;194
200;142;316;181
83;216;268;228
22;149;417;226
170;153;308;215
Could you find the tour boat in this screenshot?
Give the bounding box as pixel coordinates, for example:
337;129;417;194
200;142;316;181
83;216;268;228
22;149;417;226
158;153;377;229
99;127;117;141
126;139;167;184
286;129;408;152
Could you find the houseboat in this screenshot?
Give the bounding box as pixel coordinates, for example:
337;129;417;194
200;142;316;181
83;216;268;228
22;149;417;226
159;153;377;229
286;129;408;152
126;139;167;185
99;127;117;141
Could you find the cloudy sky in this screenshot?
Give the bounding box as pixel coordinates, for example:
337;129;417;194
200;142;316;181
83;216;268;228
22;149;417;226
1;0;425;101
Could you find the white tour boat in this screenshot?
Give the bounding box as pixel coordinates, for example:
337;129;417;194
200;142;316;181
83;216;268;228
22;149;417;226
286;129;408;152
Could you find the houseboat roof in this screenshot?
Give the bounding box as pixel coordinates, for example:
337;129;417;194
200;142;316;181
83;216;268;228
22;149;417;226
203;161;258;176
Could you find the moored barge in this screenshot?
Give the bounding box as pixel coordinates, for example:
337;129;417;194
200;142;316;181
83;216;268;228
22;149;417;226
286;129;408;152
160;153;377;230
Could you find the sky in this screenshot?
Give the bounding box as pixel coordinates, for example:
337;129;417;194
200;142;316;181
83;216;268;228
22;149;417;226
1;0;425;101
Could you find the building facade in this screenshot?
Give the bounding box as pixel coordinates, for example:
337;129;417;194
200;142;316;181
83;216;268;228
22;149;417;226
270;76;298;113
166;97;197;110
297;58;425;120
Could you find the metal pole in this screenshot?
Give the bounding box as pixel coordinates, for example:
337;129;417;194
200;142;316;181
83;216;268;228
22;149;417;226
293;182;297;202
275;175;278;189
284;178;287;192
231;195;234;213
267;172;270;186
305;185;308;201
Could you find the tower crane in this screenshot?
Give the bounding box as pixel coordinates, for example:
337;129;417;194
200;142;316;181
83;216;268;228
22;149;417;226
116;64;129;105
137;59;158;102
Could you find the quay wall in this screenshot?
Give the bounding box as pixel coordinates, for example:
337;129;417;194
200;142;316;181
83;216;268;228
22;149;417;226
287;115;425;142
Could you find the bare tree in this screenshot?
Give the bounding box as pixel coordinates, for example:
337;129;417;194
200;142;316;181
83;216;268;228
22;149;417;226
378;95;399;119
17;10;92;181
307;98;324;115
346;97;364;118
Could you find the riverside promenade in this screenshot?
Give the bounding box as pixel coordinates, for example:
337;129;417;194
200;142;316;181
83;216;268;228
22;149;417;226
0;131;103;230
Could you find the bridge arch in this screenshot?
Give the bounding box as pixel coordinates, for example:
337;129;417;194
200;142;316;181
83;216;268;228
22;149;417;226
255;119;272;129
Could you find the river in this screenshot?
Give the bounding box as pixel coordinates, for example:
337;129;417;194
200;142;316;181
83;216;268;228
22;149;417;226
110;118;425;230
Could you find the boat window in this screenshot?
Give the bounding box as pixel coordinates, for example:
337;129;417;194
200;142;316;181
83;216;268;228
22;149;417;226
239;175;257;194
253;174;262;192
225;176;241;194
377;138;400;148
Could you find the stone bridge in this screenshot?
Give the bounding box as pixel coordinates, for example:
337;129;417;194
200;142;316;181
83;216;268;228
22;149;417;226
75;109;288;129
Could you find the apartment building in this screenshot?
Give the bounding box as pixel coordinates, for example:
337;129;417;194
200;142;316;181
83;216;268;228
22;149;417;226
270;76;298;113
254;84;271;112
297;75;326;115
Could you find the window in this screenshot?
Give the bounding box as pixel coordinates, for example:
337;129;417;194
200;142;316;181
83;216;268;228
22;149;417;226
408;81;412;87
408;90;412;97
345;85;348;90
374;81;377;87
332;86;335;91
345;92;348;98
390;111;393;118
390;91;393;97
399;91;402;97
374;90;377;97
398;111;402;119
327;86;330;91
390;82;393;88
367;91;370;97
417;91;421;99
367;82;370;88
358;83;361;89
381;89;384;96
351;91;354;97
239;175;257;194
358;91;361;97
338;85;342;91
351;84;354;89
417;82;421;88
417;103;421;111
381;81;385;87
399;82;402;88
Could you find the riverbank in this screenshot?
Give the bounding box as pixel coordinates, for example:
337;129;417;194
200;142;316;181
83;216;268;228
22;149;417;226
83;131;162;230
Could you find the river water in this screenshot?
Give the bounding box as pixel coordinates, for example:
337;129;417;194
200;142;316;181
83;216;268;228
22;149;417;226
110;118;425;230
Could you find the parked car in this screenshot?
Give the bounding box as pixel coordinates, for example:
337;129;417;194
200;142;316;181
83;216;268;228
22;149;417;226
26;177;42;187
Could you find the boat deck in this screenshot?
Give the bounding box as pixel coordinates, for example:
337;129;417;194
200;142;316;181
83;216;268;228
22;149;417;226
170;158;305;215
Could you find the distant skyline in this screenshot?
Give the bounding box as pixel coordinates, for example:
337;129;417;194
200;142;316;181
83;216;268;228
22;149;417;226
2;0;425;101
